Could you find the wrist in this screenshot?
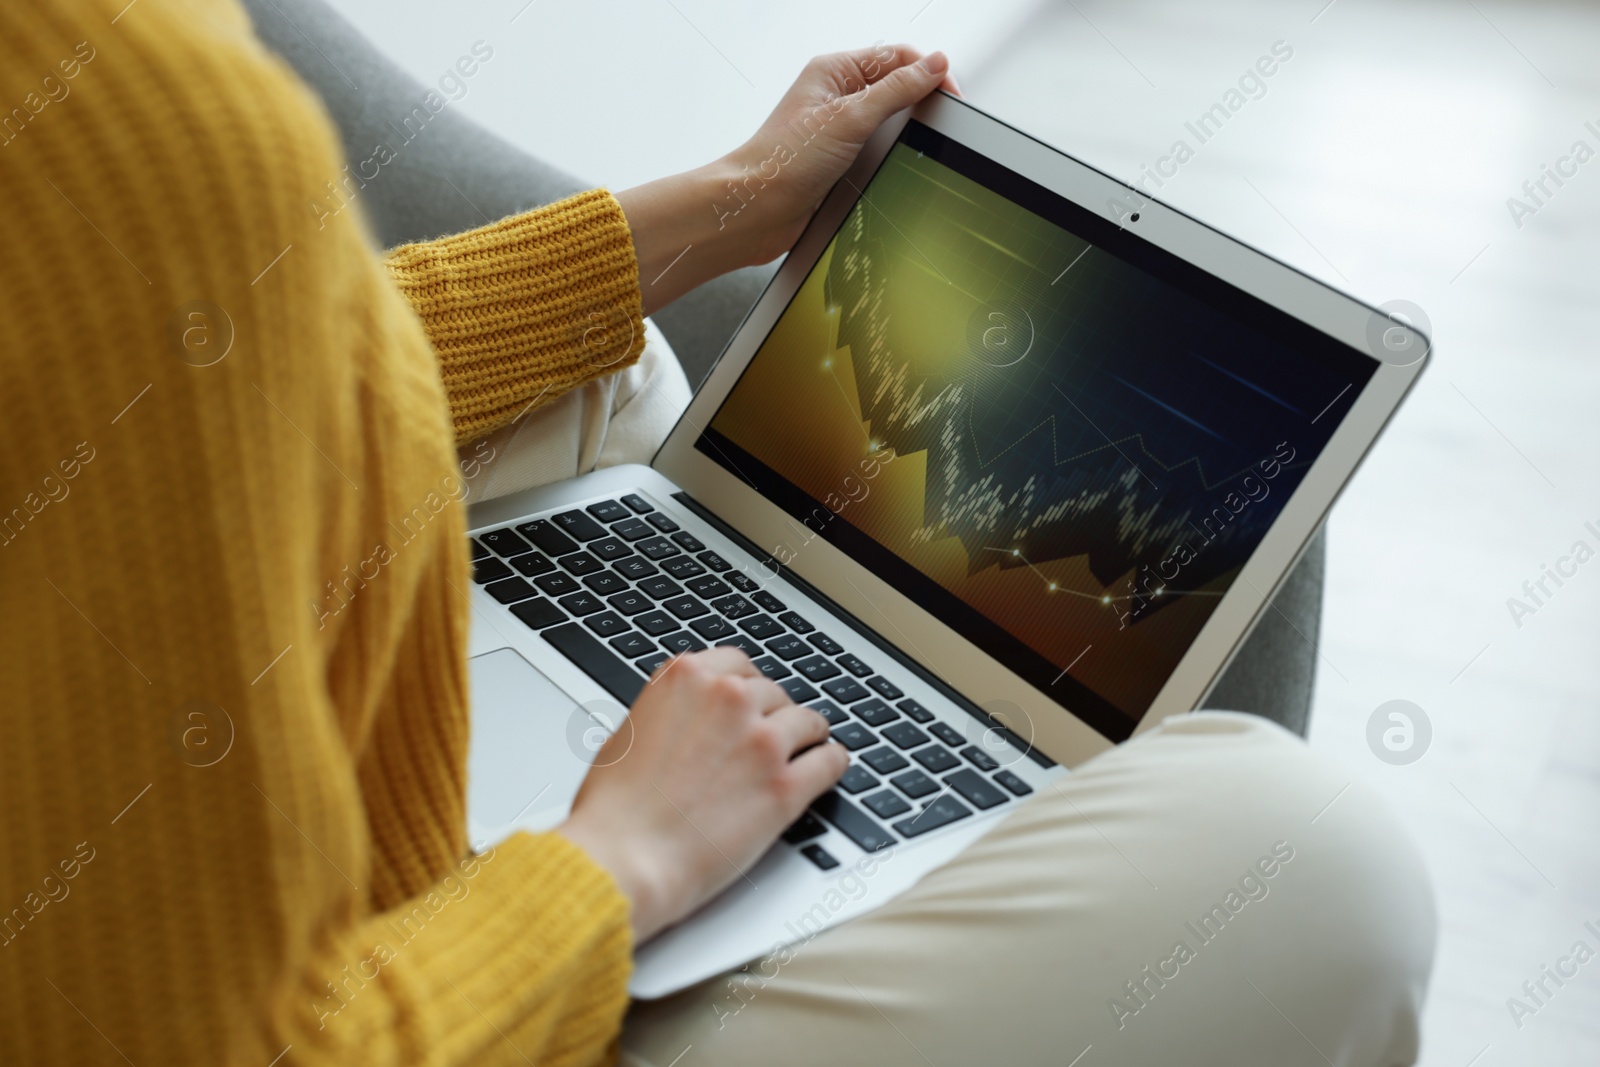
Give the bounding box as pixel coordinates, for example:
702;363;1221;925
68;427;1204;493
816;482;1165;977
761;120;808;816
556;810;670;940
704;148;796;268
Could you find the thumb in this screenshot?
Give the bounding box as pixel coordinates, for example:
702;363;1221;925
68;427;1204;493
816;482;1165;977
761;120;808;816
846;51;948;130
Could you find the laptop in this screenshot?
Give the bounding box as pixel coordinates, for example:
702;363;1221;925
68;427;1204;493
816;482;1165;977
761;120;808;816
460;90;1428;998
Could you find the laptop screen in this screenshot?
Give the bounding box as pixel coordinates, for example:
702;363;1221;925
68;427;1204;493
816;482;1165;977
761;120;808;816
695;119;1375;741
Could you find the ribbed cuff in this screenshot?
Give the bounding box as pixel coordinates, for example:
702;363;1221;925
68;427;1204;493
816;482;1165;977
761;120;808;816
386;190;647;444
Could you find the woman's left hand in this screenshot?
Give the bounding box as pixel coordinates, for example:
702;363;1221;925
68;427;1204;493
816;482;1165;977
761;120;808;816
615;45;957;315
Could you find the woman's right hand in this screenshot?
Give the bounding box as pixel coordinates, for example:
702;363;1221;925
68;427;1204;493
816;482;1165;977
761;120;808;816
557;647;847;943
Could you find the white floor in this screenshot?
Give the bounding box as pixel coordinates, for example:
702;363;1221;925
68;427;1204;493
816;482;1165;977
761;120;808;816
329;2;1600;1063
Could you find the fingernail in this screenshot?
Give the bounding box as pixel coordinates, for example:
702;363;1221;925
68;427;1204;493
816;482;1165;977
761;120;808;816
919;51;949;76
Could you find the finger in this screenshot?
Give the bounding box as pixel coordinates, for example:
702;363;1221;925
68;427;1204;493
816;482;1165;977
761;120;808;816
837;43;923;89
839;50;948;131
748;675;793;716
683;645;762;679
767;702;833;755
785;738;851;803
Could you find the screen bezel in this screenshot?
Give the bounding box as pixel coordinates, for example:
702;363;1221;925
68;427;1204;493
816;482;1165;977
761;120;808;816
652;91;1427;768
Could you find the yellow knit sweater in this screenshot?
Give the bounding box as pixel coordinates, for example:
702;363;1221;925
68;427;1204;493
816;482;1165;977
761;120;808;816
1;2;642;1063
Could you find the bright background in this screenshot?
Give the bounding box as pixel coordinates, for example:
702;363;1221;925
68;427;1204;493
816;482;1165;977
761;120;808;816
323;1;1600;1063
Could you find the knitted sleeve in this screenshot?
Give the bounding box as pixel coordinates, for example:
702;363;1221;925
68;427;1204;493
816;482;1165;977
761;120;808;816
385;191;647;446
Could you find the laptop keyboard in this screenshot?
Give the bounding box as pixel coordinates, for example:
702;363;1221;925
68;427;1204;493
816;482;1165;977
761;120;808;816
469;491;1035;866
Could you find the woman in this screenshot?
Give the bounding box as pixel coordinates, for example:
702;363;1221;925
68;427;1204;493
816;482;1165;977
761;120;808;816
0;2;1433;1064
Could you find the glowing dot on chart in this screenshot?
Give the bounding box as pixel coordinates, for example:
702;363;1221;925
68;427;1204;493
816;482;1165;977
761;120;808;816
1155;587;1165;597
1048;582;1058;592
1101;595;1110;604
1011;548;1020;557
822;358;833;368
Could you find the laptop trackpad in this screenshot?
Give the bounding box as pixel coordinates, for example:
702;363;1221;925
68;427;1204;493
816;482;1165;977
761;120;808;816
466;648;595;843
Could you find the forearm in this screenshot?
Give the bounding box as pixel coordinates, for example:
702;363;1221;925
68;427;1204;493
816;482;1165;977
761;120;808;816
614;157;786;317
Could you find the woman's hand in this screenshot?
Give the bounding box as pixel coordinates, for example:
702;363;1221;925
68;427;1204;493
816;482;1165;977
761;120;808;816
615;45;956;315
556;647;847;943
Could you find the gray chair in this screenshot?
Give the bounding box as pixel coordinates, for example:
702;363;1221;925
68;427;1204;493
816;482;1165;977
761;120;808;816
246;0;1325;736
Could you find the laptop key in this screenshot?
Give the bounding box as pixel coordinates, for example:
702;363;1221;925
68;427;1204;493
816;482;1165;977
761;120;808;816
557;591;603;617
659;631;707;654
794;655;842;682
586;499;630;522
637;576;683;600
485;576;537;604
913;746;961;774
542;622;645;704
882;722;931;750
830;723;876;751
509;597;564;630
944;769;1008;811
637;536;680;561
861;746;909;775
583;571;628;595
892;794;973;838
781;811;827;844
811;790;896;852
852;699;899;727
472;557;512;584
929;722;966;748
585;611;630;637
765;634;811;661
612;517;655;541
865;676;904;700
697;550;731;572
670;531;706;552
777;611;814;634
690;615;734;640
821;677;870;704
608;631;655;658
715;635;763;657
993;769;1034;796
552;509;607;541
636;651;671;675
661;556;706;579
533;572;579;597
559;552;604;576
469;538;490;561
711;594;755;619
837;654;872;678
838;764;879;794
863;790;912;819
808;632;844;656
606;591;652;616
896;698;935;723
799;844;840;870
588;536;633;563
645;512;680;532
685;575;731;599
479;527;533;558
614;556;659;581
621;493;654;514
516;519;579;557
889;768;939;799
663;595;709;620
960;746;1000;772
809;699;850;726
779;678;820;703
634;610;679;637
739;614;784;640
751;590;786;614
750;656;791;681
510;552;557;578
725;571;759;593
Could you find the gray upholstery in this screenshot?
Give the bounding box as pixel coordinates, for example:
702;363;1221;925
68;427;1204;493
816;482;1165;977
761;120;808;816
245;0;1324;736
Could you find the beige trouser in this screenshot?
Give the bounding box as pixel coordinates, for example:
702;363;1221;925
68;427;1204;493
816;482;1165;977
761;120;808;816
470;326;1437;1067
